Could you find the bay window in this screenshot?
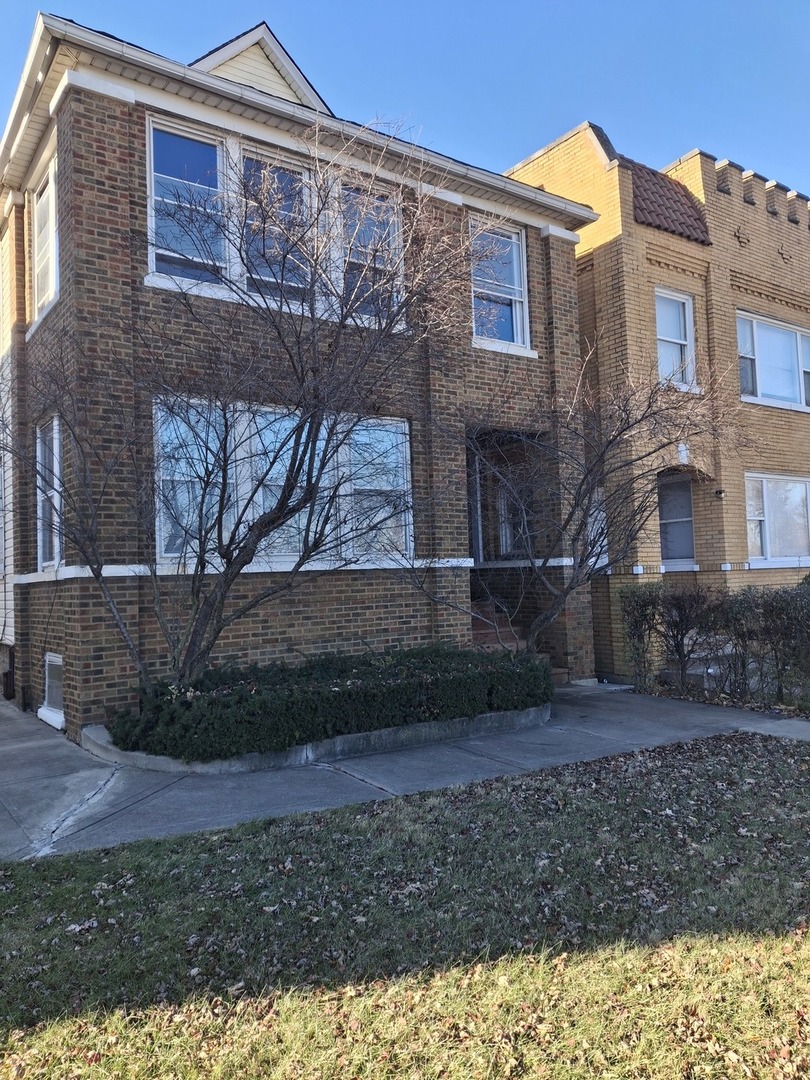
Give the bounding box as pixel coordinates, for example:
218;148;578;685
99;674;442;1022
155;401;412;563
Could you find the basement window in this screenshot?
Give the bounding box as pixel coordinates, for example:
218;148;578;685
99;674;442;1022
38;652;64;730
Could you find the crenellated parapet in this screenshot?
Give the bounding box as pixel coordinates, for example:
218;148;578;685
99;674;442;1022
714;158;810;231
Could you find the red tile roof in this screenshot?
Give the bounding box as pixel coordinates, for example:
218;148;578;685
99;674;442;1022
628;159;711;245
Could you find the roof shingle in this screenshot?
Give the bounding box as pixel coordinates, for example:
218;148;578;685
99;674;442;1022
628;159;711;245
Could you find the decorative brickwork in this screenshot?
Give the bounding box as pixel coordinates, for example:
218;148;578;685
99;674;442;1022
512;124;810;677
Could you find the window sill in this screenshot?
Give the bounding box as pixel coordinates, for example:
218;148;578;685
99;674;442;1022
748;556;810;569
473;557;574;569
661;379;702;394
25;296;60;341
472;337;538;359
144;272;403;331
144;272;236;302
37;704;65;731
661;561;700;572
740;395;810;414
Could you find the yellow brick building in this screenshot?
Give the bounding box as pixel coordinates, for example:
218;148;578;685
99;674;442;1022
510;123;810;677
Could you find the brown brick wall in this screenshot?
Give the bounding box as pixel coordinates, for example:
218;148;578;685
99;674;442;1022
10;84;595;733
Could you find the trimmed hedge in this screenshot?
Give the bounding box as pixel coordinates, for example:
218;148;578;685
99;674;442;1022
109;646;554;763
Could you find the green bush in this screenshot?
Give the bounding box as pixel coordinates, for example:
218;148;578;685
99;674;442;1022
621;581;810;707
619;583;662;692
109;646;554;763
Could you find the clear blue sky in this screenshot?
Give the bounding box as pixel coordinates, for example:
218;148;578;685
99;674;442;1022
3;1;810;195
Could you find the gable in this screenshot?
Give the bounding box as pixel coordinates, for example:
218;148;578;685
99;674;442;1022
209;43;305;105
190;23;331;114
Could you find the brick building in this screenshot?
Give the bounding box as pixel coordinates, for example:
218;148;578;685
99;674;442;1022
0;16;597;738
511;123;810;677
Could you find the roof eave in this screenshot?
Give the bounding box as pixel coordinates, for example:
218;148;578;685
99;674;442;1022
1;15;597;230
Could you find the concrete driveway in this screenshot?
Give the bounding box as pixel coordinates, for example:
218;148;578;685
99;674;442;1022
1;686;807;860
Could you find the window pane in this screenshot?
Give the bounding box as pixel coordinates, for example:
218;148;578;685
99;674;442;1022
737;317;754;357
656;294;686;341
153;130;218;188
658;479;692;522
657;339;686;382
349;423;407;491
40;497;54;564
757;323;800;402
768;480;809;557
660;521;694;561
745;478;764;519
351;492;406;555
473;231;521;295
747;519;764;559
739;355;757;396
474;294;516;343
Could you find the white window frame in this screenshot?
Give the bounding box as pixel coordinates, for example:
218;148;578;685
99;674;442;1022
737;311;810;411
148;121;229;288
154;402;413;568
38;651;65;730
658;474;698;572
32;157;59;320
471;223;531;353
36;416;61;571
745;472;810;567
655;287;695;390
146;119;403;327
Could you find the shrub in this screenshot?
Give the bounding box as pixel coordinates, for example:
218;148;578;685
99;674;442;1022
619;583;662;692
621;580;810;707
109;646;554;763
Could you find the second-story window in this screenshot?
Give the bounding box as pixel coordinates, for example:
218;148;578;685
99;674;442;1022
152;128;224;282
341;188;399;321
737;313;810;407
471;226;528;347
33;158;59;317
243;158;309;303
655;288;694;387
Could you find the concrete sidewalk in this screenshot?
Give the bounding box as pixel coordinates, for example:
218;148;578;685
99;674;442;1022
2;686;808;860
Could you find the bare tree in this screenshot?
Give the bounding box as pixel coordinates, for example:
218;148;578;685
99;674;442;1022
413;353;751;652
8;124;497;691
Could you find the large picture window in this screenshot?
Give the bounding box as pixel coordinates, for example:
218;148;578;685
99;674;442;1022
737;314;810;407
746;474;810;563
155;402;412;564
471;226;528;347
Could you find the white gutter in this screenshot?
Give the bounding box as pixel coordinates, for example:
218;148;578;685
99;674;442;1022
0;14;597;229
